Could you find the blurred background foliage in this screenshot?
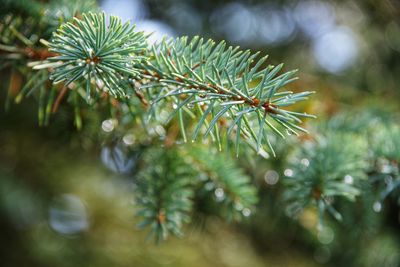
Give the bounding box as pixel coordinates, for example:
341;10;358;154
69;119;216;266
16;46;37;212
1;0;400;266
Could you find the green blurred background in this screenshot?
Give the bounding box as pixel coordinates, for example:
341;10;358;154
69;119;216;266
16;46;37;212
1;0;400;266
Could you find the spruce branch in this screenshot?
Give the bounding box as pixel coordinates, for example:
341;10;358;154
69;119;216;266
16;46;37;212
372;124;400;163
370;124;400;203
283;132;369;225
27;12;315;154
35;12;148;98
141;36;316;154
134;145;258;242
135;148;195;242
185;147;258;221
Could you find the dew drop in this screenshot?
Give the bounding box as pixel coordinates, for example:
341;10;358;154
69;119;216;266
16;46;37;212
101;119;115;132
242;208;251;217
373;201;382;212
204;182;214;191
214;188;225;200
284;168;294;177
87;48;94;56
264;170;279;185
122;134;135;145
301;158;310;167
234;202;244;211
344;174;353;184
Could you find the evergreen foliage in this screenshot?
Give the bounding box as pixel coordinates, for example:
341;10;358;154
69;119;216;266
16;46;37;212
43;12;148;98
27;12;315;154
284;131;369;223
134;146;257;241
370;124;400;204
1;0;400;251
135;148;195;242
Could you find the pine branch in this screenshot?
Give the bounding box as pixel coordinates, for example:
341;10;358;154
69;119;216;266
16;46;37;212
36;12;148;98
28;12;315;154
323;111;400;204
134;145;258;241
140;36;315;154
135;148;195;242
283;131;369;225
372;124;400;163
370;124;400;203
0;2;97;126
185;147;258;221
